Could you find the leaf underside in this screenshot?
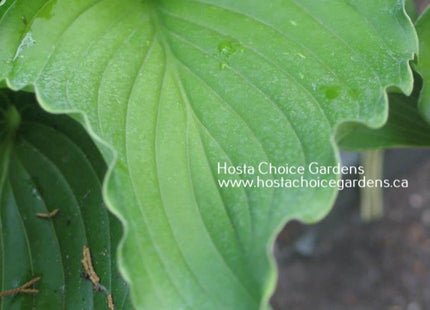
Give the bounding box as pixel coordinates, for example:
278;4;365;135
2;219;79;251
0;1;417;309
0;91;132;310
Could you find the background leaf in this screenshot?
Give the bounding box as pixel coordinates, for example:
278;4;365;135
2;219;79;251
338;77;430;150
0;90;132;310
0;1;417;309
338;3;430;150
416;7;430;122
405;0;418;21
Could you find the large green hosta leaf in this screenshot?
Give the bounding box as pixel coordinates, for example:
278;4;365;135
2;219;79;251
0;91;132;310
417;7;430;122
0;1;417;309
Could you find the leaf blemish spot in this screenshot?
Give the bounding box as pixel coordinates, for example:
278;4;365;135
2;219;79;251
13;32;35;61
32;188;42;200
82;190;91;201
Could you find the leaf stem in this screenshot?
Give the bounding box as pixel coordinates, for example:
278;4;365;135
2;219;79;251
360;150;384;221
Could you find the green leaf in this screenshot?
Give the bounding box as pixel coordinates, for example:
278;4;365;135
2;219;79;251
339;6;430;150
405;0;418;22
416;7;430;122
0;90;132;310
338;85;430;150
0;1;417;309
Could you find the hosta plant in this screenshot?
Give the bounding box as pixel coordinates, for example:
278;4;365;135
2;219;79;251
0;0;429;309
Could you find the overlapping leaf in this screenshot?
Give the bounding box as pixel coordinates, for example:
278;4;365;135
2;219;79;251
417;7;430;122
339;4;430;150
0;1;417;309
0;91;131;310
338;79;430;149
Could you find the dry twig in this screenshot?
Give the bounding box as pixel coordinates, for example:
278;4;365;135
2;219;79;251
82;245;115;308
37;208;59;219
0;277;41;297
81;245;100;290
107;294;115;310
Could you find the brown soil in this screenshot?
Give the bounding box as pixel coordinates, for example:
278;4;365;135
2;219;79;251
272;157;430;310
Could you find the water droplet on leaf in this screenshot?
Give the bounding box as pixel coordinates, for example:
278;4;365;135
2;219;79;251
319;85;341;100
217;39;242;69
218;40;241;58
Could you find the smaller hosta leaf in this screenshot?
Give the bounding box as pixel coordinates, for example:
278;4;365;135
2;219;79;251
339;77;430;150
405;0;418;22
0;90;131;310
417;7;430;123
338;5;430;151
